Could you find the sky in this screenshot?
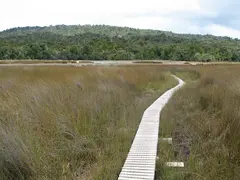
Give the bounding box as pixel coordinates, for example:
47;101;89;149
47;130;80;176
1;0;240;38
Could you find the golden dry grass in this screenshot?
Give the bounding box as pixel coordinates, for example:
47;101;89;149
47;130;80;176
0;65;177;180
157;65;240;180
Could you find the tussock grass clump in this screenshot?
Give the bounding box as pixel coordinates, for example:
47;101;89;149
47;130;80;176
0;127;35;180
158;66;240;180
0;66;177;179
171;68;200;82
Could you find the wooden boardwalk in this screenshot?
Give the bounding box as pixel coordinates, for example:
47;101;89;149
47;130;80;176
118;76;185;180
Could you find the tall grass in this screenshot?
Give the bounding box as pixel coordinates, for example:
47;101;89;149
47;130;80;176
0;66;177;179
157;65;240;180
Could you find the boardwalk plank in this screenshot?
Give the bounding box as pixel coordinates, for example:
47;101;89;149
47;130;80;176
118;76;185;180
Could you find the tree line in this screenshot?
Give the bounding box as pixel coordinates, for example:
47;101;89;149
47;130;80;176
0;25;240;61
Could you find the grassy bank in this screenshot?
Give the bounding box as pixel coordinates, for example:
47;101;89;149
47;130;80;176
132;60;163;64
157;65;240;180
0;66;177;180
0;60;93;64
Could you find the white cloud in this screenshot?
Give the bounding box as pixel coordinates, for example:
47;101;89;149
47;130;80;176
22;0;202;14
0;0;208;28
203;24;240;38
0;0;239;38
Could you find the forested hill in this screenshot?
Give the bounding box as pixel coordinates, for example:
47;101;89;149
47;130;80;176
0;25;240;61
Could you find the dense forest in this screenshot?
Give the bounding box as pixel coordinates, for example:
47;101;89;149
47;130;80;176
0;25;240;61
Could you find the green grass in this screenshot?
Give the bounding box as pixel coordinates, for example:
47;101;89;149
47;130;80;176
0;66;177;180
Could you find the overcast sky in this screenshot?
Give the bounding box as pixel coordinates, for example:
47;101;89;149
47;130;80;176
1;0;240;38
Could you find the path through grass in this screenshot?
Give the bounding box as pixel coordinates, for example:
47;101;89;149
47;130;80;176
156;65;240;180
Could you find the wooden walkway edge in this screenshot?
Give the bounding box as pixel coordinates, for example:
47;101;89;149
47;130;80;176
118;75;185;180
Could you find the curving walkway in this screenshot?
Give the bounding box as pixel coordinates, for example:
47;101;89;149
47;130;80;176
118;75;185;180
